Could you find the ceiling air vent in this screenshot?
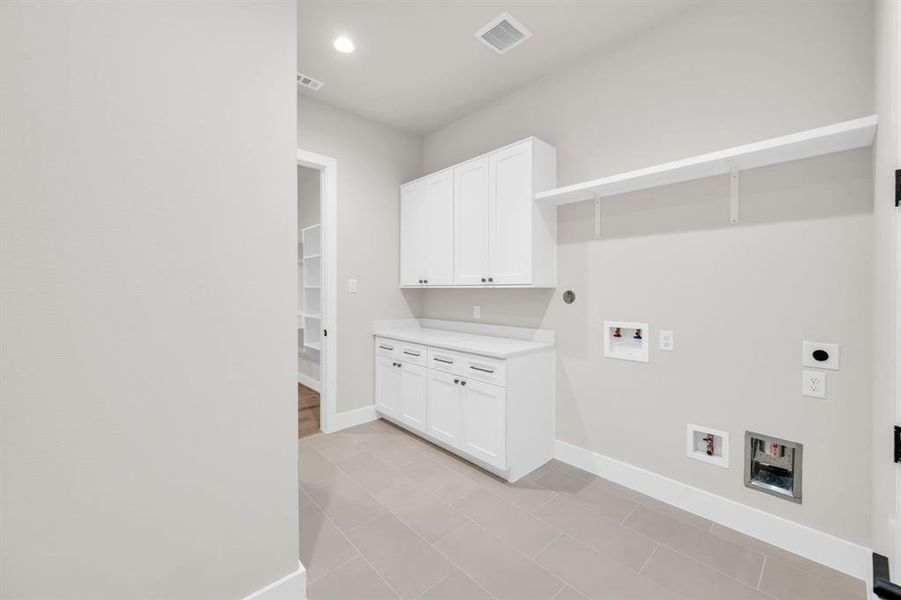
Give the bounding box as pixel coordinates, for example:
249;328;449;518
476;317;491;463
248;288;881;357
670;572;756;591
297;72;324;91
475;12;532;54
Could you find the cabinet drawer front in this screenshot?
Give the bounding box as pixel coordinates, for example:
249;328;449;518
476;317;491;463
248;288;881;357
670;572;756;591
375;337;400;359
459;353;506;386
427;348;463;374
398;342;427;365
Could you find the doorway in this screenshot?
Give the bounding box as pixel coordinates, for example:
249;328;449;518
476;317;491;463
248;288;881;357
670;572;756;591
297;149;337;434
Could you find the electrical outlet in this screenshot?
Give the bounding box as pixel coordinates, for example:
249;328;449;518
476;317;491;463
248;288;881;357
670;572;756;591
473;305;481;320
659;330;674;351
348;279;358;293
802;370;826;398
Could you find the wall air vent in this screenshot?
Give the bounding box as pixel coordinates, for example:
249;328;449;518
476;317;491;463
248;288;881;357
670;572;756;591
475;12;532;54
297;72;324;91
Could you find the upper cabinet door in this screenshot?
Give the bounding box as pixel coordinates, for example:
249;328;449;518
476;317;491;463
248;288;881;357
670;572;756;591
453;156;490;285
424;170;454;286
489;141;533;285
399;180;426;286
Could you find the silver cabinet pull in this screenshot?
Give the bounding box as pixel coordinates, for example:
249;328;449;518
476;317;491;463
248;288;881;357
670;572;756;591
470;365;495;374
433;357;453;364
403;350;421;356
379;345;394;351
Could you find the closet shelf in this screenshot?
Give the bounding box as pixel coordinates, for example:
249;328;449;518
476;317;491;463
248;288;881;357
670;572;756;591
305;342;321;352
303;253;322;260
535;115;877;206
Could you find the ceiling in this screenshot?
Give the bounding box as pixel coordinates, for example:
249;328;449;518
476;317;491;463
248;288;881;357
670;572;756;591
298;1;696;135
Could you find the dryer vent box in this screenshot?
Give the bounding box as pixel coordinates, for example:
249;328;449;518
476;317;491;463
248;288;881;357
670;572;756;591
744;432;803;503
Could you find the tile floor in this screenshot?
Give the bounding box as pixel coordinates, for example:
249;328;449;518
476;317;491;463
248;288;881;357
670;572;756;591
299;419;865;600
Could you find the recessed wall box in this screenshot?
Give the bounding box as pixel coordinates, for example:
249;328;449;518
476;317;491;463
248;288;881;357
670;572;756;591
801;341;839;370
603;321;649;363
687;424;729;468
744;432;803;503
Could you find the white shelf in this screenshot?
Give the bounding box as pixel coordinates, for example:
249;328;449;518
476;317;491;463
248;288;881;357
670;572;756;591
303;253;321;260
304;314;322;320
535;115;878;206
300;224;321;233
304;285;321;289
304;342;321;352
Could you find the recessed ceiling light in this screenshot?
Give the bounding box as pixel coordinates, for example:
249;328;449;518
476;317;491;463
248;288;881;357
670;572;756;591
333;36;355;54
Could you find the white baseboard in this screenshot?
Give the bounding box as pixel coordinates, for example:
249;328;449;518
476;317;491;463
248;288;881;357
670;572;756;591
554;439;871;583
242;562;306;600
297;373;320;393
324;404;377;433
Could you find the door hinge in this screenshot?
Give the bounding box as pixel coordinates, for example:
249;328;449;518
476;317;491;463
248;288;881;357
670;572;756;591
895;169;900;207
895;425;901;463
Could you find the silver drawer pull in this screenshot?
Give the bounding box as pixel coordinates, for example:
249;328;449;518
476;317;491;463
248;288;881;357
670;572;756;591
433;357;454;364
470;365;495;374
378;345;394;351
403;350;421;356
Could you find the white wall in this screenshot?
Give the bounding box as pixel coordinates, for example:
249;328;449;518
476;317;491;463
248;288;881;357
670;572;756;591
297;96;423;412
871;0;901;563
419;1;875;544
0;2;298;598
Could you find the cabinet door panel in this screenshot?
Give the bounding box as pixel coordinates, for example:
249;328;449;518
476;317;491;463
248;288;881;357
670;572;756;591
453;157;490;285
400;181;426;286
375;355;401;418
461;380;506;469
427;370;463;448
425;170;454;285
399;362;427;433
489;142;532;285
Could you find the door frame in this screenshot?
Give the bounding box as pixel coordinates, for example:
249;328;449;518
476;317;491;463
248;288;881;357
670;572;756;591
297;149;337;433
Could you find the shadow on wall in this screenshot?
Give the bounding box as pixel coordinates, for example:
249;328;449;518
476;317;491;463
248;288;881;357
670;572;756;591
557;147;873;245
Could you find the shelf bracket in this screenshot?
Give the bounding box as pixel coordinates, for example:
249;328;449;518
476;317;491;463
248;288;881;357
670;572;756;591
729;166;740;225
594;196;601;240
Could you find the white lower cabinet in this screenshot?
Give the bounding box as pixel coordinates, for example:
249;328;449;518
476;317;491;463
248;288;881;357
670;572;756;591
427;370;464;449
398;362;427;433
374;334;553;482
461;379;506;469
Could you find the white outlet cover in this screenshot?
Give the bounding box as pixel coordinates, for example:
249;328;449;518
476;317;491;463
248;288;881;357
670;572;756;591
802;370;826;398
348;278;358;293
658;330;674;351
802;341;839;370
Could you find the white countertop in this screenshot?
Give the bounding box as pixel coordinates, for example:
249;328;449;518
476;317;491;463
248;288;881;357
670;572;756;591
373;324;553;359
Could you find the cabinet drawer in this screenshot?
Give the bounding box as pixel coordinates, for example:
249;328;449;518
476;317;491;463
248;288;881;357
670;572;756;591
397;342;427;366
427;348;464;374
459;353;506;387
375;337;400;359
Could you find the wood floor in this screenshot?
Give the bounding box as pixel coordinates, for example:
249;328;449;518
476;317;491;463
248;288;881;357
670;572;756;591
298;384;320;439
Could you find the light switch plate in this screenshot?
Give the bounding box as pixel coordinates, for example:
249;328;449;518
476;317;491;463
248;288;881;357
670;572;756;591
802;370;826;398
348;278;358;293
802;341;839;370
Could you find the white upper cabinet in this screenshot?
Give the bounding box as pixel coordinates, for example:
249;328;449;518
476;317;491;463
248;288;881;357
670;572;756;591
400;138;556;288
400;169;454;286
453;156;490;285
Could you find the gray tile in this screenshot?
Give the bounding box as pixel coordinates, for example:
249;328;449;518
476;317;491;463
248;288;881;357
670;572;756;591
305;432;366;463
306;555;397;600
534;535;680;600
419;571;492;600
400;457;481;504
299;502;358;583
359;433;426;467
641;545;772;600
535;469;638;522
418;442;478;475
300;445;340;486
536;497;657;570
524;460;594;484
592;479;712;531
435;521;564;600
760;557;863;600
553;586;589;600
373;478;469;542
335;451;408;496
709;524;865;597
300;487;315;507
624;505;764;586
454;488;561;557
346;514;455;600
466;466;559;513
303;473;386;532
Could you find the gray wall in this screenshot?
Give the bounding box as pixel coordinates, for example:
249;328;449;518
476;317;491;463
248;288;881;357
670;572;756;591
0;2;298;598
419;1;875;544
298;96;423;412
870;0;901;561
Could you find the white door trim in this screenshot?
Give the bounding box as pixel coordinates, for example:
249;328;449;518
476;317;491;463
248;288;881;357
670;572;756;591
297;149;337;433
